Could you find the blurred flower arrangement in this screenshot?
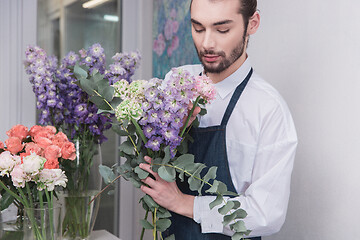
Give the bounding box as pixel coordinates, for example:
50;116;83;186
74;64;250;239
0;124;74;239
22;44;141;239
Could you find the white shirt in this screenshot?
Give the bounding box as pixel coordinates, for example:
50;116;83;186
165;58;297;237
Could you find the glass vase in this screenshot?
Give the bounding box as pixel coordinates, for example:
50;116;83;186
60;139;102;240
23;203;62;240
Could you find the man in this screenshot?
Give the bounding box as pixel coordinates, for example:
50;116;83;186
139;0;298;239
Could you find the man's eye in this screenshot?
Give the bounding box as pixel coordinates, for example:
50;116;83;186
194;28;205;33
218;29;229;34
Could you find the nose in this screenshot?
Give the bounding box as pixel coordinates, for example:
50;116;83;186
202;31;215;51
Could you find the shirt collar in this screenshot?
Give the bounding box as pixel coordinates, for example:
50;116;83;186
212;58;252;100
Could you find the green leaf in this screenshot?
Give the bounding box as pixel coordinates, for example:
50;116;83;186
110;97;123;108
156;209;172;218
232;200;241;210
233;208;247;219
107;190;115;195
158;166;176;182
172;154;194;169
74;64;88;79
230;220;247;233
142;194;159;211
164;234;175;240
80;78;97;96
140;219;154;229
199;108;207;116
162;146;171;165
129;177;142;188
99;85;115;102
134;166;149;180
218;201;235;215
0;192;14;211
156;218;171;231
89;95;112;110
206;180;220;194
232;232;245;240
99;165;116;184
209;195;224;210
119;141;135;155
112;124;128;136
223;208;248;226
188;176;201;191
203;166;217;183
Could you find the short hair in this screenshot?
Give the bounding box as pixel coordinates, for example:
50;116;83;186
190;0;257;27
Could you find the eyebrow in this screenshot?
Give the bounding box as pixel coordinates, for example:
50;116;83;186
191;18;233;27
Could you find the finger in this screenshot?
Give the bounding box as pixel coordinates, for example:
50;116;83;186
144;156;152;163
139;163;159;179
193;106;201;116
142;176;156;187
140;184;157;197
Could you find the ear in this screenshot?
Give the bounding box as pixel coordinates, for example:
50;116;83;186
247;11;260;35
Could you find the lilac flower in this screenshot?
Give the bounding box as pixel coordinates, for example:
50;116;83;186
89;43;104;58
143;125;156;139
145;137;163;151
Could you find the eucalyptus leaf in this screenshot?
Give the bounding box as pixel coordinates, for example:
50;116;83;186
142;194;160;211
156;218;171;232
172;154;194;169
140;219;154;229
203;166;217;183
119;141;135;155
80;78;97;96
99;165;116;184
230;220;247;233
209;194;223;209
89;95;112;110
232;232;245;240
188;176;201;191
156;209;172;218
74;64;88;79
110;97;123;108
158;166;176;182
218;201;235;215
205;180;220;194
112;124;128;136
134;166;149;180
99;85;115;102
164;234;175;240
129;177;142;188
162;146;171;165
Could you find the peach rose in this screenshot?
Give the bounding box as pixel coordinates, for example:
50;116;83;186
25;142;43;155
0;141;4;149
52;132;69;148
44;126;57;135
29;125;43;138
44;159;59;169
44;145;61;162
33;136;52;149
6;124;28;141
61;142;76;160
5;137;24;154
34;129;54;140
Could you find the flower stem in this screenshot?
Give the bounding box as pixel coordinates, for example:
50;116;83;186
0;180;26;206
180;96;201;138
140;209;149;240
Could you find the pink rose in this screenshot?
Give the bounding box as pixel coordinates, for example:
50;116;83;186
25;142;42;155
5;137;24;154
44;159;59;169
52;132;69;148
33;136;52;149
44;126;57;135
61;142;76;160
44;145;61;162
0;141;4;149
6;124;28;141
29;125;43;138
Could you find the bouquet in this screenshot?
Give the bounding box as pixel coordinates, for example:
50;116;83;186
23;44;141;238
0;124;75;239
74;65;251;240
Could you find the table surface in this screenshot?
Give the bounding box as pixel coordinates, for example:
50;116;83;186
90;230;122;240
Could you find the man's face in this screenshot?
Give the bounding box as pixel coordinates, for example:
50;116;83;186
190;0;248;74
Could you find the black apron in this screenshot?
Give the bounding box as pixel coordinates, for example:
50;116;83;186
163;68;260;239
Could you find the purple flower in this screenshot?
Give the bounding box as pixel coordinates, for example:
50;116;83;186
143;125;156;139
145;136;163;151
89;43;104;58
74;104;88;118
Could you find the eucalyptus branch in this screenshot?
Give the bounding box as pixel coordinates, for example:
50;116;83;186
89;174;124;205
140;210;149;240
92;89;115;111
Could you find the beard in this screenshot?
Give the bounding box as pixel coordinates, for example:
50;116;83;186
196;30;247;74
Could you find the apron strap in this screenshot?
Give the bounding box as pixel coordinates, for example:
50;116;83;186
221;68;253;126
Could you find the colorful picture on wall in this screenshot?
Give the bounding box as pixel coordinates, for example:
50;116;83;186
152;0;200;78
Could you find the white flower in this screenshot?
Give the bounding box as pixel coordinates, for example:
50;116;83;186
37;169;67;191
22;152;46;176
10;164;28;188
0;151;21;177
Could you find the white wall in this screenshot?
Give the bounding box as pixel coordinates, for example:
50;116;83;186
248;1;360;239
0;0;37;141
